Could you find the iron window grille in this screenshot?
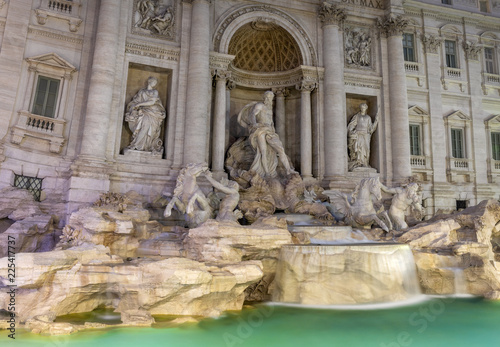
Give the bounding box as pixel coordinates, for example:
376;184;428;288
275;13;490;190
14;174;43;202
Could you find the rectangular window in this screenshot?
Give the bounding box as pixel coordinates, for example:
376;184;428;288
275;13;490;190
479;0;489;12
484;47;497;74
441;0;452;4
14;174;43;202
409;124;421;156
445;40;458;68
492;132;500;161
403;33;415;62
451;128;464;158
32;76;60;118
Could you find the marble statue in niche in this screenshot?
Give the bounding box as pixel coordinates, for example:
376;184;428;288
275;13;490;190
236;90;294;178
134;0;175;38
345;29;372;67
125;76;166;154
347;103;379;171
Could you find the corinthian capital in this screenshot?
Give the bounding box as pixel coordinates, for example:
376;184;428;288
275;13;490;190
318;2;346;27
377;14;409;37
421;34;443;54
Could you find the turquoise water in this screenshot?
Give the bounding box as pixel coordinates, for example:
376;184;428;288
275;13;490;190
3;297;500;347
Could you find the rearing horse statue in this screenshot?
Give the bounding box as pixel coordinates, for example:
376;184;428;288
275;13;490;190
326;177;392;232
164;163;213;228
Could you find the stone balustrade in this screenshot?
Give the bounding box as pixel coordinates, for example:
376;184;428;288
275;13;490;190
36;0;82;32
405;62;420;73
484;72;500;84
445;67;462;79
450;157;472;170
11;111;66;153
410;155;426;168
47;0;75;14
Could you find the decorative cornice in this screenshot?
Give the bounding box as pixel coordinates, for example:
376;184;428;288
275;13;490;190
27;27;84;45
377;14;409;37
344;73;382;89
421;34;443;54
462;40;483;61
318;2;346;27
209;52;235;70
125;41;180;61
229;65;323;89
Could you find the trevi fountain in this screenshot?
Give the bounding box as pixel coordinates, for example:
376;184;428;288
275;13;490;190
1;88;500;346
0;1;500;346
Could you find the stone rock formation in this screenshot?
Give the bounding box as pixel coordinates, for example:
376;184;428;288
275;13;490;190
0;244;263;324
183;217;293;302
398;199;500;298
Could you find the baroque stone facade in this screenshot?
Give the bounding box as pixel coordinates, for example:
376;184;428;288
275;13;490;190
0;0;499;220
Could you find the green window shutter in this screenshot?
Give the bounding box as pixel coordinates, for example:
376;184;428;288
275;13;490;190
32;76;60;118
492;132;500;161
451;128;464;158
409;124;421;156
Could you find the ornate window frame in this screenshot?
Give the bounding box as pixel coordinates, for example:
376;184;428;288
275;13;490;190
408;105;432;181
11;53;77;154
439;25;466;91
485;114;500;183
444;110;474;183
479;32;500;95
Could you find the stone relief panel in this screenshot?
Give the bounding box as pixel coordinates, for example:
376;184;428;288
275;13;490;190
132;0;176;40
344;27;372;68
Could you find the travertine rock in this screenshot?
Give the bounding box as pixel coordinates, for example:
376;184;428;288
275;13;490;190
0;245;263;323
0;215;56;257
0;187;43;220
399;200;500;297
183;217;292;263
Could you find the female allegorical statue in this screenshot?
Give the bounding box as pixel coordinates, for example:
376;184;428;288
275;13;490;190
125;76;166;153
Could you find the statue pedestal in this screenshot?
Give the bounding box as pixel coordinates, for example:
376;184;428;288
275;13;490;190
123;148;163;161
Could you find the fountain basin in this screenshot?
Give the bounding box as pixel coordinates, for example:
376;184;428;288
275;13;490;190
272;243;421;305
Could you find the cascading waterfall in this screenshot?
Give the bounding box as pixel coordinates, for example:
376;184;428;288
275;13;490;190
272;243;422;305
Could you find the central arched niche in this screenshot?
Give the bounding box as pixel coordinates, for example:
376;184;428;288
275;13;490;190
224;18;305;172
228;20;303;73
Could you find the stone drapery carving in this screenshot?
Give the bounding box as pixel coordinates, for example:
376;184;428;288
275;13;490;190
421;34;443;54
325;177;392;232
236;91;294;178
318;2;346;27
377;14;409;37
347;103;379;171
125;76;166;154
463;41;483;61
345;28;372;67
164;163;214;228
133;1;175;39
382;182;424;231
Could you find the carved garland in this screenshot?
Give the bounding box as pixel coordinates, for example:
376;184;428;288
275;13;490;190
214;5;317;66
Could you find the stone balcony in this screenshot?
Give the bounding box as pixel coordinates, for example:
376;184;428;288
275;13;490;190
35;0;82;32
487;159;500;183
11;111;66;154
442;67;466;92
447;157;474;183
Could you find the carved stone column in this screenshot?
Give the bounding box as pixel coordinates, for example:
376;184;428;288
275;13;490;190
78;0;121;160
183;0;212;165
378;14;412;182
296;80;316;179
211;69;230;178
272;87;289;148
318;3;347;183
